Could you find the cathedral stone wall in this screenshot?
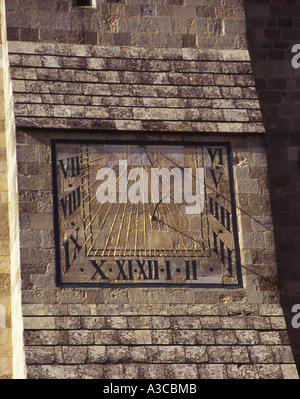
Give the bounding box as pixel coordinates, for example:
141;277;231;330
244;0;300;368
2;0;300;379
14;124;297;379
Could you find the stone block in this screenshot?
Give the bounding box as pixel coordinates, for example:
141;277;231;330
215;330;238;345
55;317;81;330
200;316;222;329
256;364;283;379
62;346;87;364
102;364;124;379
26;365;42;379
259;331;282;345
270;317;287;330
164;364;199;379
25;346;54;365
172;316;201;329
118;330;136;345
225;364;244;379
24;316;55;330
259;304;284;316
81;316;105;329
94;330;120;345
78;364;105;379
232;346;250;363
248;346;275;363
281;364;299;379
173;330;196;345
19;29;40;42
106;316;128;329
185;346;208;362
68;305;93;316
272;346;295;364
87;346;107;364
207;346;233;363
41;365;79;379
221;316;247;329
106;346;130;363
151;316;171;329
135;330;152;345
151;330;173;345
197;364;227;379
236;330;259;345
68;330;94;345
159;345;186;363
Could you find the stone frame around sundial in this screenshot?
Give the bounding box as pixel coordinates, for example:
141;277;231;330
51;139;243;289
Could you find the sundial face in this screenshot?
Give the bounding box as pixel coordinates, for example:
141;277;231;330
52;139;242;288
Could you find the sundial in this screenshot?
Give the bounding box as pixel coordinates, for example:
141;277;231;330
52;139;242;288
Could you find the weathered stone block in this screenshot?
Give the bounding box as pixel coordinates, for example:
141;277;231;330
185;346;208;363
87;346;107;364
215;330;238;345
24;316;55;330
248;346;275;363
94;330;120;345
55;317;81;330
207;346;233;363
106;346;131;363
68;330;94;345
41;365;79;379
62;346;88;364
164;364;199;379
159;346;186;363
236;330;259;345
81;316;105;329
197;364;227;379
232;346;250;363
25;346;54;365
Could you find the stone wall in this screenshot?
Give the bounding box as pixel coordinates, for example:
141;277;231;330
8;42;264;133
15;127;298;379
22;302;298;379
244;0;300;369
4;0;300;378
0;0;26;379
5;0;247;49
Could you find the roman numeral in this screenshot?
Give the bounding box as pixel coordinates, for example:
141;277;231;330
59;156;80;179
60;186;81;219
207;148;224;166
89;260;108;280
209;196;231;231
210;168;223;189
115;259;130;280
114;260;160;280
63;227;82;273
136;260;148;280
212;231;233;274
185;260;197;280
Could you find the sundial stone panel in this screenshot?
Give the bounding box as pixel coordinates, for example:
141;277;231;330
52;139;242;288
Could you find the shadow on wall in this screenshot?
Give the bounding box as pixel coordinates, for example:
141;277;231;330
244;0;300;374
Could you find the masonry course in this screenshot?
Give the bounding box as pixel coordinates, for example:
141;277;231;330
8;43;264;134
22;304;298;379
